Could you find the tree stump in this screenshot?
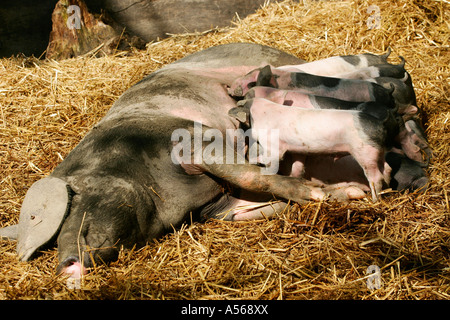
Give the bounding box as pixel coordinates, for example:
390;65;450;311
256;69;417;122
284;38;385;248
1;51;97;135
46;0;119;59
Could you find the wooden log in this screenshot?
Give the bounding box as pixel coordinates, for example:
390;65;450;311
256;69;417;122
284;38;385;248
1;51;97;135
46;0;119;59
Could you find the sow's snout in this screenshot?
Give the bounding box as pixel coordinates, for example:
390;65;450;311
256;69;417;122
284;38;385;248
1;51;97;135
56;256;87;278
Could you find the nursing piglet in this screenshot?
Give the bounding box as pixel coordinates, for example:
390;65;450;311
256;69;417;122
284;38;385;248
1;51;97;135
276;48;393;76
229;98;396;202
335;57;407;80
246;86;429;167
230;65;395;109
245;86;378;110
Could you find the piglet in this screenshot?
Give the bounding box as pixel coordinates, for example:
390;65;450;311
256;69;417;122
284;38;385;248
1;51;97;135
368;74;418;120
232;65;420;122
230;65;395;109
298;151;429;193
246;86;429;168
334;57;407;80
245;86;390;111
229;98;396;202
385;150;429;191
276;47;394;75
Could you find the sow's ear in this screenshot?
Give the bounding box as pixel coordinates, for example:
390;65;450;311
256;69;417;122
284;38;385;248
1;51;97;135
17;177;72;261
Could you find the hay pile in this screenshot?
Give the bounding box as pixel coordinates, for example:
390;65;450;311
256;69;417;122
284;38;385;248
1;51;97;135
0;0;449;300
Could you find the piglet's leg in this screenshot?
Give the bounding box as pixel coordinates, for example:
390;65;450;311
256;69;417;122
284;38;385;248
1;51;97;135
352;146;387;202
278;153;306;178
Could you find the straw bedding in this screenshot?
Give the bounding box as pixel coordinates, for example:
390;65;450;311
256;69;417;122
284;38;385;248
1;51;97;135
0;0;449;300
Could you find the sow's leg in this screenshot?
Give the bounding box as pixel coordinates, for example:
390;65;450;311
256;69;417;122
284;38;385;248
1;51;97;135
224;182;367;221
201;160;325;204
207;182;367;222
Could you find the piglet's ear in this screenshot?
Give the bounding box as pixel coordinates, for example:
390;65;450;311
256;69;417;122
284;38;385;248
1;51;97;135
256;65;274;87
228;104;250;124
17;177;72;261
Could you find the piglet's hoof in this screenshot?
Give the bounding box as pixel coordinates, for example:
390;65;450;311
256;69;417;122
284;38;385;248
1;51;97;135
233;87;243;97
343;186;367;200
322;185;366;202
